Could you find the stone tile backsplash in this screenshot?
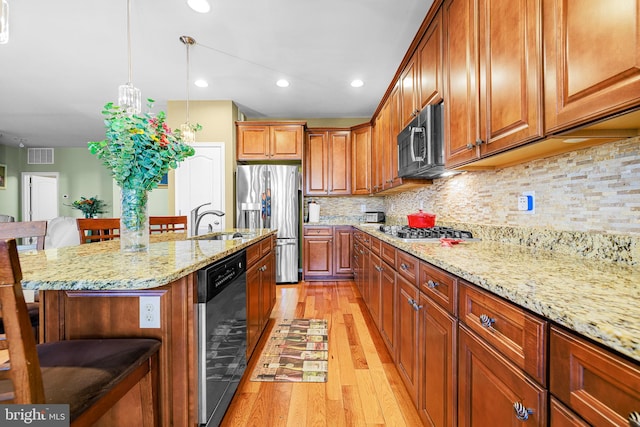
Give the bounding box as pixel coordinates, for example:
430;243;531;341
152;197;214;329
384;137;640;265
303;195;384;224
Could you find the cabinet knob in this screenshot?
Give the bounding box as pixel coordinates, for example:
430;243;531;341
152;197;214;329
400;263;409;270
466;142;474;150
629;412;640;427
479;314;495;328
426;280;439;288
513;402;533;421
475;138;484;146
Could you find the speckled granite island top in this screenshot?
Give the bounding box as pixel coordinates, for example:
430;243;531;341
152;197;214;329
355;225;640;364
18;229;276;291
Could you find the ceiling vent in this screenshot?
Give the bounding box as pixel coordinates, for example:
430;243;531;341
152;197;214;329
27;148;54;164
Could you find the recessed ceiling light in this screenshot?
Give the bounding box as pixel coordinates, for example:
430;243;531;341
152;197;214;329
351;79;364;88
187;0;210;13
194;79;208;88
276;79;290;88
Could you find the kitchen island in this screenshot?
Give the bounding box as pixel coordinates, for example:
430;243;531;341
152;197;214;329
18;229;276;427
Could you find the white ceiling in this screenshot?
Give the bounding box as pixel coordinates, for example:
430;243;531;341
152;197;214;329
0;0;434;148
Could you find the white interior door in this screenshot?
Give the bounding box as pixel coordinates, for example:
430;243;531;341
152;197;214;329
21;173;59;222
175;143;225;236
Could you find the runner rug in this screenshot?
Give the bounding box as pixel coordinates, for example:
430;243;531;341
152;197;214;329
250;318;328;382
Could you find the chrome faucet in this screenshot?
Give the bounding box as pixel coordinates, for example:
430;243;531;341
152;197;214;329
190;203;225;236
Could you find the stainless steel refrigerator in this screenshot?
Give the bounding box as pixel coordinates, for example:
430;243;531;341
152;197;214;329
236;165;300;283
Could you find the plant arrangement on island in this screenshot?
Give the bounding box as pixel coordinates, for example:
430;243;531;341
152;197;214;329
68;196;107;218
88;99;196;252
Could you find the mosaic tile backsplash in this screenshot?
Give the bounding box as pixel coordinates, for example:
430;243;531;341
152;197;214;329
305;137;639;264
385;137;640;265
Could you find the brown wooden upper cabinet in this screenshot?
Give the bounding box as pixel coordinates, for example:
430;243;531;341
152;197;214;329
443;0;544;169
351;124;372;195
236;122;304;161
417;9;444;110
543;0;640;133
305;129;351;195
400;57;419;129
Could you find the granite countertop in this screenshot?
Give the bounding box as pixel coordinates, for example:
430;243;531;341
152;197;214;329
354;225;640;364
18;229;276;291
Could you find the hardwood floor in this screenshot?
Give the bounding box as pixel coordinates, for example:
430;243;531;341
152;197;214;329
221;280;423;427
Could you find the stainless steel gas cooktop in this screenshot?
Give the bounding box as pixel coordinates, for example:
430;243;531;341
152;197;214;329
378;225;479;243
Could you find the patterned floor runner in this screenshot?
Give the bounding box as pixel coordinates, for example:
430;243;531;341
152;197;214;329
250;318;328;382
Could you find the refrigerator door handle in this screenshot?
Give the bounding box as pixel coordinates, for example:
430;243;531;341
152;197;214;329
276;241;297;246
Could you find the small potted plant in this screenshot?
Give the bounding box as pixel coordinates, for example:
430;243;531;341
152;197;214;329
69;196;107;218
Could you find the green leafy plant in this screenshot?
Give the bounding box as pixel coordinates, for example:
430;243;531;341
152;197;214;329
88;99;196;191
68;196;107;218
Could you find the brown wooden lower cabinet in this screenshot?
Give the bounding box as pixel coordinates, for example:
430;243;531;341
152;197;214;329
550;397;589;427
303;235;333;277
397;274;421;406
458;325;547;426
419;293;457;427
380;260;397;358
369;252;383;328
303;225;353;281
550;326;640;427
246;240;276;358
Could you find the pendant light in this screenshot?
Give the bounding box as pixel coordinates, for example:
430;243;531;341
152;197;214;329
179;35;196;143
118;0;142;115
0;0;8;45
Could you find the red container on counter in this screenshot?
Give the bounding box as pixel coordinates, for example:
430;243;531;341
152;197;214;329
407;210;436;228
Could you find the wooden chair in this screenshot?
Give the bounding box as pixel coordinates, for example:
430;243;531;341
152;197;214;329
149;215;188;234
0;220;47;250
0;239;161;426
76;218;120;244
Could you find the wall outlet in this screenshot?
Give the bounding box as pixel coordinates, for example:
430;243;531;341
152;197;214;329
419;200;424;209
139;296;161;328
360;204;367;212
518;191;535;214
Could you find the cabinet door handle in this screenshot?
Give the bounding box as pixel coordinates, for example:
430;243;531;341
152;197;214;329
407;298;422;311
400;263;409;270
513;402;533;421
479;314;495;328
426;280;438;288
628;411;640;427
475;138;484;146
466;142;474;150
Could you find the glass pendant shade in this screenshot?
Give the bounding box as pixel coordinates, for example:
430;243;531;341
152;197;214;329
118;82;142;115
180;123;196;143
0;0;8;45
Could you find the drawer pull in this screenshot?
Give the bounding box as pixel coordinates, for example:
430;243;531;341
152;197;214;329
407;298;423;311
479;314;495;328
629;412;640;427
426;280;439;288
513;402;533;421
400;263;409;270
375;266;383;272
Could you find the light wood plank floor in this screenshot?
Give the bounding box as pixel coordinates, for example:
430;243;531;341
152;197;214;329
221;280;423;427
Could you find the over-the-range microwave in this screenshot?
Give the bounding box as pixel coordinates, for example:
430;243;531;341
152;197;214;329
397;102;450;179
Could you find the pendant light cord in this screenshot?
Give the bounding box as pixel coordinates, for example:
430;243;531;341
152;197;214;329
180;36;196;125
186;40;190;123
126;0;133;85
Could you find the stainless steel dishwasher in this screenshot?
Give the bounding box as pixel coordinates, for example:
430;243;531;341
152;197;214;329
197;250;247;426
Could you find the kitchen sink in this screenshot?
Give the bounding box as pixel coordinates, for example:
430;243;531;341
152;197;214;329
196;232;256;241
